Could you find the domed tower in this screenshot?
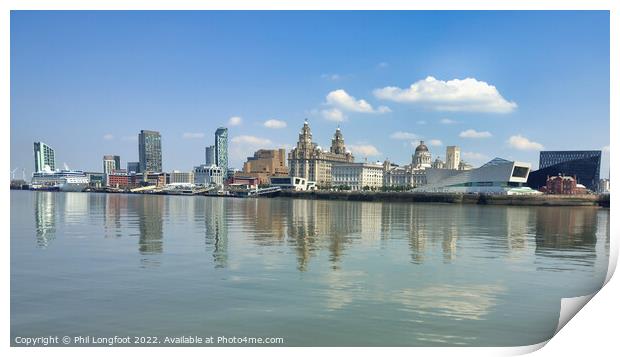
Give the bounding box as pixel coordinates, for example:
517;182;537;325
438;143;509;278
296;119;313;152
412;140;432;169
330;126;347;155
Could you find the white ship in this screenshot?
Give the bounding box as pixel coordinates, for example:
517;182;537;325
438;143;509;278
31;168;89;192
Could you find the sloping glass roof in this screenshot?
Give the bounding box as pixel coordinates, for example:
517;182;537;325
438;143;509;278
480;157;512;168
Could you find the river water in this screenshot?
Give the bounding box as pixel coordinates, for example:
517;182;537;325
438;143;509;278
10;191;609;346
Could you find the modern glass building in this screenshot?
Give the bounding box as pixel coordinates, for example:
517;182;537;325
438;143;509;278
205;145;216;166
102;155;120;174
414;158;540;195
527;150;601;191
127;161;140;173
34;142;56;172
215;127;228;178
138;130;162;173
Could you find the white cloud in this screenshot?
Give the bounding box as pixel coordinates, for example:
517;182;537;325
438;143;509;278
228;116;243;126
462;152;489;162
417;120;427;125
321;73;342;81
263;119;287;129
459;129;492;139
103;134;114;140
374;76;517;113
321;108;346;122
348;144;381;157
390;131;418;140
231;135;272;146
429;139;443;146
326;89;391;114
182;132;205;139
507;135;544;151
440;118;458;125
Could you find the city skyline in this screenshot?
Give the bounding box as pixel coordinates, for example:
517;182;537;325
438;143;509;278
11;11;610;177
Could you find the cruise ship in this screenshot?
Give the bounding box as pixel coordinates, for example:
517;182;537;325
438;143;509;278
31;169;89;192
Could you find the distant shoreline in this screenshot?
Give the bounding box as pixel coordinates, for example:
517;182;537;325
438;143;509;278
274;190;610;207
12;188;610;208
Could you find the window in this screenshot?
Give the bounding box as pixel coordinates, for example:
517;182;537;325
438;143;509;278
512;166;529;178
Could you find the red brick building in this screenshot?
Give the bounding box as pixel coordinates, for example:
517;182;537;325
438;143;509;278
541;175;589;195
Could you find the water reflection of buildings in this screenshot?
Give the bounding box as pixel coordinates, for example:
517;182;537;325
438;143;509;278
533;207;600;269
239;198;287;244
286;199;383;270
34;192;57;247
103;194;127;239
280;199;601;269
201;197;228;268
127;195;164;267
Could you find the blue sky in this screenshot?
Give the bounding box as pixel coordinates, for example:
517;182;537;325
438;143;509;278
10;11;610;177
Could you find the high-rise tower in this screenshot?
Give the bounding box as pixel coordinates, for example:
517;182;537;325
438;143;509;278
215;127;228;178
138;130;162;173
34;142;56;172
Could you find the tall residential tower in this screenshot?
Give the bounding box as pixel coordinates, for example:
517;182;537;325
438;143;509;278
138;130;162;173
205;145;216;166
215;127;228;178
34;142;56;172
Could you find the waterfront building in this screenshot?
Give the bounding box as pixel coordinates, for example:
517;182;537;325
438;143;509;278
169;170;195;184
102;155;120;173
382;164;427;188
205;145;216;166
215;127;228;178
598;178;610;194
527;150;601;191
127;161;140;173
102;155;121;182
138;130;162;173
383;142;473;189
412;141;432;169
107;172;133;189
540;175;589;195
136;172;166;187
414;157;540;195
242;148;289;185
230;176;260;190
269;176;316;191
288;121;354;186
34;142;56;172
332;162;384;191
445;146;460;170
85;172;106;188
194;164;224;187
432;157;445;169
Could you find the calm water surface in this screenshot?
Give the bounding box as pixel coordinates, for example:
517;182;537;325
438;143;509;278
11;191;609;346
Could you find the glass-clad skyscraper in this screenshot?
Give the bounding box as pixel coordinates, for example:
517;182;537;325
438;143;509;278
205;145;216;166
138;130;162;173
34;142;56;172
215;127;228;178
527;150;601;191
